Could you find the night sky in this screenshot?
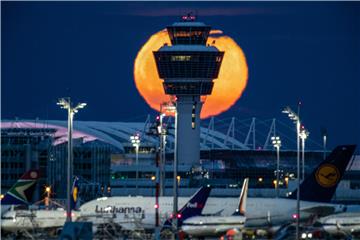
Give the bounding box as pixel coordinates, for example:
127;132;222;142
2;2;360;150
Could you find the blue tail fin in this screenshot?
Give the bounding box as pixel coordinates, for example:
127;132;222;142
232;178;249;216
163;186;211;228
288;145;356;202
70;176;80;210
1;169;40;205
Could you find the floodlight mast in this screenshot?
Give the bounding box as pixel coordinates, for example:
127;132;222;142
57;97;86;222
271;136;281;198
282;105;301;240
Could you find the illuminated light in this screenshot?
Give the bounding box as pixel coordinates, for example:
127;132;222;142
258;177;263;182
0;194;4;200
45;186;51;193
307;233;312;238
285;177;289;185
177;213;182;219
292;213;299;219
301;233;307;239
273;180;278;188
151;176;156;181
154;204;159;209
134;29;248;119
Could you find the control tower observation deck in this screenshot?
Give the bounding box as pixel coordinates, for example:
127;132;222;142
154;15;224;166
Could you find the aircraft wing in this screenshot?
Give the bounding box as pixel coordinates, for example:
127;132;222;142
300;205;336;217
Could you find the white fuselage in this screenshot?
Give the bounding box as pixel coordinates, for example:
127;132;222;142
1;196;351;232
245;198;346;227
319;212;360;235
181;215;246;236
79;196;348;229
1;208;76;232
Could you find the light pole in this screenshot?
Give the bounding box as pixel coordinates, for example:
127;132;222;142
173;109;179;237
282;105;300;240
57;97;86;222
157;112;166;197
271;136;281;198
130;133;141;194
300;126;309;181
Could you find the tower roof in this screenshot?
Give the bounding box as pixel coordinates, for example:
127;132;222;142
158;45;219;52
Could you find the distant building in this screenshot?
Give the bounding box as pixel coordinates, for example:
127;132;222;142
1;124;111;202
1;128;55;200
1;119;359;203
48;140;111;201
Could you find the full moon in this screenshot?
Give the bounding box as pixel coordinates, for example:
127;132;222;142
134;29;248;119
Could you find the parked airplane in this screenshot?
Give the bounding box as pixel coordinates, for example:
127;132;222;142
1;169;40;214
1;176;80;234
181;178;249;237
245;144;356;229
79;185;211;231
79;145;356;232
318;212;360;237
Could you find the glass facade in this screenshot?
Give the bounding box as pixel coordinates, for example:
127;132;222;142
167;26;211;45
154;51;224;80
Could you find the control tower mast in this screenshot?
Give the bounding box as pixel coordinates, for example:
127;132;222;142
154;14;224;167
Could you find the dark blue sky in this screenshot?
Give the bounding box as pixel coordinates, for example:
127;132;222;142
2;2;360;150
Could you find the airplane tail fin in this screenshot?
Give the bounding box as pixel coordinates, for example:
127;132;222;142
163;186;211;228
232;178;249;216
288;145;356;202
1;169;40;205
70;176;80;210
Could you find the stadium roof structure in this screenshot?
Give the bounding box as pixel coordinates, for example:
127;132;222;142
1;120;249;152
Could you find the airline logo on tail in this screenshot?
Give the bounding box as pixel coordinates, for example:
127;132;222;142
288;144;356;203
1;169;40;205
71;176;80;210
315;164;340;187
186;202;203;209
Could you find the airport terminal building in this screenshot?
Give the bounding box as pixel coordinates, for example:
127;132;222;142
1;119;359;203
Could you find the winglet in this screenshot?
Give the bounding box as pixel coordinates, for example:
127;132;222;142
232;178;249;216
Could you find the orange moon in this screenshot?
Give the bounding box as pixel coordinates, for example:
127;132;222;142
133;29;248;119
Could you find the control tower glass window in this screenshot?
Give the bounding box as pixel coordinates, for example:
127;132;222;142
154;51;224;79
167;27;211;45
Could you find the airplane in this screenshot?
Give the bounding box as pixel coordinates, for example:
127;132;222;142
78;145;357;232
1;176;80;235
244;144;357;229
1;169;40;214
317;212;360;237
79;185;212;231
181;178;249;237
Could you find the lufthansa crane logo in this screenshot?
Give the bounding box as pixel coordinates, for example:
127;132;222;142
315;164;340;187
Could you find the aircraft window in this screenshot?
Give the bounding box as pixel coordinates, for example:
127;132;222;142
1;217;14;220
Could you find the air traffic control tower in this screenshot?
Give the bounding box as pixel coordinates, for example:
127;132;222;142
154;15;224;166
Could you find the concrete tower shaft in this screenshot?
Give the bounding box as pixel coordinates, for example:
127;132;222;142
153;17;224;166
